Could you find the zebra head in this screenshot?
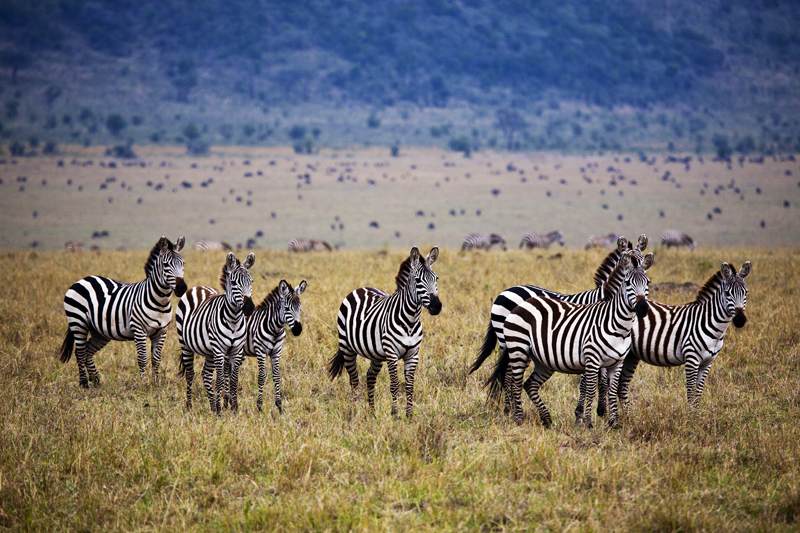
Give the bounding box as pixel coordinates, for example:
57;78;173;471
555;230;565;246
409;247;441;315
490;234;507;251
150;236;186;296
621;249;654;318
721;261;751;328
223;252;255;317
279;279;307;336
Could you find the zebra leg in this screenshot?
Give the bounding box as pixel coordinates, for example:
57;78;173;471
222;358;231;409
72;327;90;388
685;359;700;408
575;373;587;422
385;351;401;418
343;350;360;402
597;367;609;417
133;328;149;380
228;354;243;413
149;329;167;383
617;355;640;407
214;353;225;414
181;348;195;410
605;361;624;428
403;350;420;419
523;365;555;428
581;361;600;428
256;352;266;413
201;358;216;413
366;360;383;411
270;352;282;414
83;334;109;387
693;362;713;408
507;350;530;425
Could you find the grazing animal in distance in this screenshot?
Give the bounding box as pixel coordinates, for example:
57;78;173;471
520;230;564;249
176;252;255;413
288;238;333;252
328;247;441;418
64;241;85;252
60;236;187;387
661;230;696;251
462;233;507;251
192;239;232;252
584;233;621;250
503;250;654;427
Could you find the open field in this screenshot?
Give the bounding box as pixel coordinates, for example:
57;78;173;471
0;147;799;251
1;246;799;531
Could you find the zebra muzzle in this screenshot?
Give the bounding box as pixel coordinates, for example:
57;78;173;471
291;322;303;336
733;308;747;328
427;295;442;316
243;296;255;317
174;277;187;297
634;296;649;318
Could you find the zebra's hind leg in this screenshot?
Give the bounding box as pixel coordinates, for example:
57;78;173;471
605;361;624;428
365;360;383;412
617;355;640;408
575;373;587;423
181;348;195;410
71;328;90;388
149;330;167;383
596;367;609;417
523;366;555;428
84;334;109;387
342;350;360;403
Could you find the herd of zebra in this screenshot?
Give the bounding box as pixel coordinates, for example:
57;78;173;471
58;232;747;427
461;230;697;252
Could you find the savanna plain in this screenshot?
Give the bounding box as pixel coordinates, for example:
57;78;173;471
1;243;799;531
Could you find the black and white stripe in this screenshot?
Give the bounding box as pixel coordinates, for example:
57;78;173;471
328;247;441;418
584;233;621;250
239;279;307;413
176;252;255;414
60;236;187;387
661;230;696;251
614;261;750;408
461;233;507;251
519;230;564;249
503;250;654;427
64;241;85;252
288;238;332;252
192;239;232;252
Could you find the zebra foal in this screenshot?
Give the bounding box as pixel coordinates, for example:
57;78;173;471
328;247;441;418
176;252;255;413
503;249;653;427
60;236;186;387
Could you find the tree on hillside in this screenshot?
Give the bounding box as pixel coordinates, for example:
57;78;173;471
495;109;527;150
0;50;33;84
106;114;127;136
45;85;62;119
172;57;197;103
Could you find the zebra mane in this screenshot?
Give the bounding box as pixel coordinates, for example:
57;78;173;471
144;237;173;277
219;256;241;291
257;282;293;310
694;265;732;304
593;248;623;289
601;255;627;301
395;255;414;291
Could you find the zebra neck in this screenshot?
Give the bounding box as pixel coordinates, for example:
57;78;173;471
146;272;173;299
704;290;733;332
607;285;636;332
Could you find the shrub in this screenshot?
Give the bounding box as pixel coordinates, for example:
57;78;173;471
5;101;19;120
9;141;25;156
187;141;209;155
28;135;40;148
289;124;306;140
448;136;471;156
367;112;380;128
712;134;732;161
182;123;201;141
42;141;58;154
391;143;400;157
106;114;127;136
242;124;255;138
131;115;144;126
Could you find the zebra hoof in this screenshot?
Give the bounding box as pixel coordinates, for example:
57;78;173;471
79;381;89;389
275;402;282;415
607;418;621;429
90;376;101;387
596;405;607;417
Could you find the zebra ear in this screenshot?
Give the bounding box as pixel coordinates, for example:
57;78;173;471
636;234;648;252
279;279;291;297
226;252;237;271
174;236;185;252
409;247;420;264
643;252;654;270
159;236;170;251
426;247;439;266
243;253;255;270
720;262;733;279
739;261;751;279
621;251;632;270
616;236;628;253
296;280;307;295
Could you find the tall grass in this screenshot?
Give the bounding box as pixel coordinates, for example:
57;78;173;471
1;247;798;531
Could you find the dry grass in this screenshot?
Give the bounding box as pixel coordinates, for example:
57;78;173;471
1;246;799;531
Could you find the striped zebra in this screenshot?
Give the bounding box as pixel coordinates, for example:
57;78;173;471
661;230;696;251
461;233;507;251
470;235;648;413
236;279;307;413
60;236;187;387
176;252;255;413
64;241;85;252
503;250;654;427
609;261;751;410
288;238;332;252
328;247;441;418
519;230;564;249
584;233;621;250
192;239;232;252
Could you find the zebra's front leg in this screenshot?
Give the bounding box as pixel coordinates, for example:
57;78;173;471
270;352;282;414
385;350;401;418
201;358;217;414
149;329;167;383
213;352;225;414
222;358;232;409
403;349;420;419
685;358;701;408
523;365;555;427
256;352;266;413
365;360;383;411
605;361;624;428
133;328;149;382
596;367;609;418
617;355;640;408
181;348;195;410
581;361;601;428
693;361;714;408
228;352;243;413
575;373;587;423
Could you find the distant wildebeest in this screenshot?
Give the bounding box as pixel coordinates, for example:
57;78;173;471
288;238;332;252
520;230;564;250
584;233;621;250
192;239;232;252
462;233;507;251
661;230;696;251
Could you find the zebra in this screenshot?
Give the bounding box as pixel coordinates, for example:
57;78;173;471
176;252;255;414
661;230;696;251
607;261;751;410
584;233;621;250
461;233;507;251
328;247;441;418
470;235;648;414
64;241;85;252
502;249;654;427
192;239;232;252
60;236;187;387
288;238;332;252
236;278;307;413
519;230;564;249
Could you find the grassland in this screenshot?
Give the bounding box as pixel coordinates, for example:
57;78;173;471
1;147;799;252
1;245;798;531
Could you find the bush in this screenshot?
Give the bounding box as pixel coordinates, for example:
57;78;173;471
182;123;201;141
42;141;58;154
106;114;127;136
367;112;380;128
9;141;25;156
187;141;209;155
289;124;306;140
712;134;732;161
28;135;40;148
5;101;19;120
131;115;144;126
242;124;255;138
448;136;471;156
105;141;136;159
391;143;400;157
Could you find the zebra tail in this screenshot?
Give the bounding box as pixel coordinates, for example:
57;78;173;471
59;328;75;363
328;349;346;380
469;323;497;374
177;354;186;377
485;348;509;402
